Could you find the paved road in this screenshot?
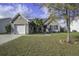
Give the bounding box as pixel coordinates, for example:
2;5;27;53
0;34;21;45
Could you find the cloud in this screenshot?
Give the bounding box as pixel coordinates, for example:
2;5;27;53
0;5;14;11
0;15;4;18
0;5;15;18
0;4;33;18
40;6;49;18
15;4;32;14
0;4;49;19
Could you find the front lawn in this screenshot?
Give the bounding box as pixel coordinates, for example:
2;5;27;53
0;32;79;56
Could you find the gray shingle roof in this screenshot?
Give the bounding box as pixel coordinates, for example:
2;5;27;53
0;18;11;23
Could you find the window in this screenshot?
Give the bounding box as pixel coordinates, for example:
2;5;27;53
54;25;58;30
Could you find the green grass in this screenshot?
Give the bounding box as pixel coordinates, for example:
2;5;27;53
0;32;79;56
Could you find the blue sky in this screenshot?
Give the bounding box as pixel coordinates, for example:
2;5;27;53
0;3;49;19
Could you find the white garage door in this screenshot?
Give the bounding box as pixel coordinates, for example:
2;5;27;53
15;25;26;34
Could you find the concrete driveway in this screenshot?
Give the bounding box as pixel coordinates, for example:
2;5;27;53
0;34;21;45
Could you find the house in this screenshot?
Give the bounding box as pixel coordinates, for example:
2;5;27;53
0;18;11;33
11;13;61;34
70;16;79;32
11;13;30;34
0;13;61;34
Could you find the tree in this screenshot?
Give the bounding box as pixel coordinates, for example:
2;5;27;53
41;3;79;43
5;24;11;33
31;18;44;33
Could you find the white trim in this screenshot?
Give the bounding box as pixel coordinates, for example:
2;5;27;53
12;13;30;23
19;13;30;22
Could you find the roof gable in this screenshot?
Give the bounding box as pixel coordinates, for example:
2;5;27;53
44;18;58;25
12;13;30;24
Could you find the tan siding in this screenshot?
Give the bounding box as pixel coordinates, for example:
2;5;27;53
14;15;28;24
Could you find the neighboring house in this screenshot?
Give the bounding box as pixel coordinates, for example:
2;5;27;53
11;13;30;34
70;16;79;32
0;18;11;33
44;16;79;32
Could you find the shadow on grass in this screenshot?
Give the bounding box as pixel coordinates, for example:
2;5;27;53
74;36;79;42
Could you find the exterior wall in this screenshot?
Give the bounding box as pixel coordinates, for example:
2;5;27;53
13;15;28;24
46;21;60;32
46;25;60;32
25;23;29;34
58;25;60;32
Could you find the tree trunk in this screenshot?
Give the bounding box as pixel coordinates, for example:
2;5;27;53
65;9;71;43
66;24;71;43
66;18;71;43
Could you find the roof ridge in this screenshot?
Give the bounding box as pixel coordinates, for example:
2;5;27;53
11;13;30;23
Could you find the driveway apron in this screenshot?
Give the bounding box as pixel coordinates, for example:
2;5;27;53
0;34;21;45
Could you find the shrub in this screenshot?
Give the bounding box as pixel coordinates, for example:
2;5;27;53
5;24;11;33
72;30;77;32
